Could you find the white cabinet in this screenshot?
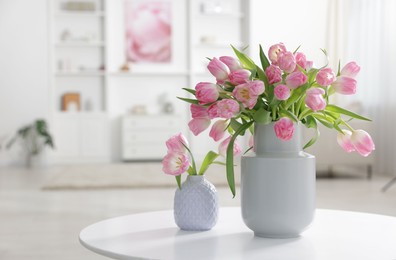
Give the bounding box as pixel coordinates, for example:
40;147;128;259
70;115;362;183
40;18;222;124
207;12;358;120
122;115;182;160
49;0;110;163
51;113;109;163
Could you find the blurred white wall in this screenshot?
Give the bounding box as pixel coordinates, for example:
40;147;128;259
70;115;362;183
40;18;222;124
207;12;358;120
0;0;49;165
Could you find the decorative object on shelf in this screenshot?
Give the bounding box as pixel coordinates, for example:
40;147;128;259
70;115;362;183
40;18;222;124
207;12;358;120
61;1;96;12
162;133;220;231
200;35;216;44
62;93;81;111
125;0;172;63
130;105;147;115
157;93;174;114
84;99;93;111
60;29;72;41
175;43;374;237
5;119;54;168
120;62;130;72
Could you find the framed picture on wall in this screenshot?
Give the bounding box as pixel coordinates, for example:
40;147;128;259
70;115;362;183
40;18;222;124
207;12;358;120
125;0;172;63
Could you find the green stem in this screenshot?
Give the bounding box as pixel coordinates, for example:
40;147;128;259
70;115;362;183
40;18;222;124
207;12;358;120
182;143;197;175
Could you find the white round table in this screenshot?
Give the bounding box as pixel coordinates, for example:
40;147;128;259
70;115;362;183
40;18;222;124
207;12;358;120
79;207;396;260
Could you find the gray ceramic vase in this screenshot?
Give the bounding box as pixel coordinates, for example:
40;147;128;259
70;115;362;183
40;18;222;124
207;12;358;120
174;175;218;231
241;122;316;238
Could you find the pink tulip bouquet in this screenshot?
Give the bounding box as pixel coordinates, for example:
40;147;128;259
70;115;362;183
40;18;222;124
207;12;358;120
163;43;375;196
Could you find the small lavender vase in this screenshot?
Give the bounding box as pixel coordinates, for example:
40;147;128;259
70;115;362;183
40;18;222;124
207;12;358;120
174;175;218;231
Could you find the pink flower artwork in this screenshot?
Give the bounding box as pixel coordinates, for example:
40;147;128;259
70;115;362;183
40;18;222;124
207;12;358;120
125;0;172;63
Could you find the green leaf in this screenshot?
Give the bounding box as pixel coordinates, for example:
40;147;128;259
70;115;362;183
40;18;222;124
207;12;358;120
284;83;309;109
181;143;197;175
259;45;271;70
182;88;196;95
229;118;242;133
313;114;334;129
293;45;301;54
325;104;371;121
177;97;199;104
175;175;182;189
226;121;254;197
212;161;227;166
244;146;253;155
231;45;256;70
279;107;299;122
303;116;320;149
187;166;195;175
253;108;271;124
199;151;219;175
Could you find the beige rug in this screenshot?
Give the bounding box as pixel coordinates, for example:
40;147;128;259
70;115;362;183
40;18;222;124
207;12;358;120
42;163;241;190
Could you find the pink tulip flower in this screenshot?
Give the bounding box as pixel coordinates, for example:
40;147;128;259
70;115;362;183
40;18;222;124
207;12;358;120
265;65;282;85
208;99;240;119
188;118;211;136
229;69;251;85
166;133;189;153
207;57;230;84
305;88;326;112
268;43;287;65
351;129;375;157
195;82;219;104
285;71;308;89
305;61;314;71
274;84;291;100
190;104;209;118
232;81;264;109
218;136;242;157
337;130;355;153
278;51;296;73
341;62;360;78
316;68;336;87
219;56;242;72
274;117;295;141
332;76;357;95
209;120;228;142
162;152;190;176
295;52;307;70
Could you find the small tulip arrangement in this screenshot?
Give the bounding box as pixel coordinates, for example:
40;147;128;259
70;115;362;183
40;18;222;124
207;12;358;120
163;43;375;196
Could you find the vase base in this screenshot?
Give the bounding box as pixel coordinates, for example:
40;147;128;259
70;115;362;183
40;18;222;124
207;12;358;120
254;232;301;239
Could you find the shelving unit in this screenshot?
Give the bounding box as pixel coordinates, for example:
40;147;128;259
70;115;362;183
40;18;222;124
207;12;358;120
187;0;249;158
49;0;109;163
48;0;249;164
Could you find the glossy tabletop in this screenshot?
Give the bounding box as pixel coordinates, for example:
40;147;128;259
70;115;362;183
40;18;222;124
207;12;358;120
79;207;396;260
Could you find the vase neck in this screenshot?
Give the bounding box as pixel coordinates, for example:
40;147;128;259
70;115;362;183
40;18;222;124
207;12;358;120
254;122;302;155
187;175;204;182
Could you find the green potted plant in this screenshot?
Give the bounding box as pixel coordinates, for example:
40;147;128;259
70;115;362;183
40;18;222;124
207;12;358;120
6;119;54;167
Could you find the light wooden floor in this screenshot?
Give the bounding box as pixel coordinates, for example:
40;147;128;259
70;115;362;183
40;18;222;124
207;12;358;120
0;165;395;260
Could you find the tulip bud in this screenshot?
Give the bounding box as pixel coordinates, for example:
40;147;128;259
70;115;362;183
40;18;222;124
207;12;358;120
274;84;291;100
285;71;308;89
341;62;360;78
274;117;294;141
278;51;296;73
219;56;242;72
195;82;219;104
268;43;287;65
351;129;375;157
332;76;357;95
207;57;230;84
316;68;336;87
265;65;282;84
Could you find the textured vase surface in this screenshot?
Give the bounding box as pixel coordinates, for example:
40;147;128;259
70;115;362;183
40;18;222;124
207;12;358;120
174;175;218;231
241;123;316;238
